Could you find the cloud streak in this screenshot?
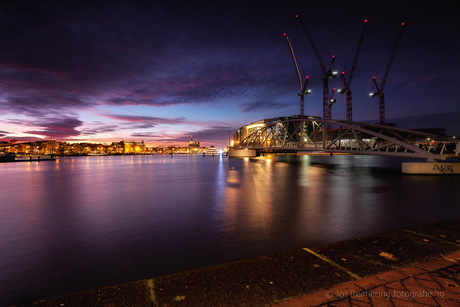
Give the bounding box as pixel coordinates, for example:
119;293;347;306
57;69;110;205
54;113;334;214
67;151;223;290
22;117;83;139
103;114;188;129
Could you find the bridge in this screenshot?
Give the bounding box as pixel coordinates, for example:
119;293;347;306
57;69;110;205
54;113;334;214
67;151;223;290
230;118;460;162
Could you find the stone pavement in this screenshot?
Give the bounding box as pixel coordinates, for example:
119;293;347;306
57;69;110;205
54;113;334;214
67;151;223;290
269;253;460;307
13;218;460;307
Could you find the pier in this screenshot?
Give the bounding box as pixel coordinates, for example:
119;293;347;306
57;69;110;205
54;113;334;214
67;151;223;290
0;155;57;163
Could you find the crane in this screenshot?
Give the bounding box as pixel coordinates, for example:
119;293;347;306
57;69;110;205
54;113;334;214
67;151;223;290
296;15;337;123
329;87;336;106
338;19;369;121
370;22;406;125
284;33;311;118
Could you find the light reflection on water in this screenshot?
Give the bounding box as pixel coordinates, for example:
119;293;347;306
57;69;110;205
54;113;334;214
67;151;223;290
1;154;459;306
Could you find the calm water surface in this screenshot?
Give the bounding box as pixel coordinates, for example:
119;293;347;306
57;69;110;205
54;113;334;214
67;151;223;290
1;154;459;305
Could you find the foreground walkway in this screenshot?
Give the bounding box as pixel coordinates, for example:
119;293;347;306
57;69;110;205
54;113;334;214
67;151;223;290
14;218;460;306
269;253;460;307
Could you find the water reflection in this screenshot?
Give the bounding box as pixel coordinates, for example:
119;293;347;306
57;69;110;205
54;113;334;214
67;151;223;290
1;155;460;306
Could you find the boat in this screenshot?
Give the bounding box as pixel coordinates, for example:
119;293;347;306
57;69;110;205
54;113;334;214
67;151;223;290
205;146;219;156
0;153;16;162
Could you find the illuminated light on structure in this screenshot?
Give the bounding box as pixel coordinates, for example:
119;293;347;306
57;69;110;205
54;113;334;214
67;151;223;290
245;123;265;129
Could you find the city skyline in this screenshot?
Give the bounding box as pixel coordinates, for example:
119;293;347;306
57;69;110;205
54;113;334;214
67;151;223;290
0;138;218;155
1;1;459;149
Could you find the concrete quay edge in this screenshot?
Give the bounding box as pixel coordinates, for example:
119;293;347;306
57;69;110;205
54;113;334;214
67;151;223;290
13;218;460;307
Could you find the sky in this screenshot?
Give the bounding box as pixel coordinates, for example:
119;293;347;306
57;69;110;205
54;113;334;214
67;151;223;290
1;0;459;149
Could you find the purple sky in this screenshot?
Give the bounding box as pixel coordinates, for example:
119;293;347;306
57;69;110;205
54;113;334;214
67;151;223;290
1;1;459;148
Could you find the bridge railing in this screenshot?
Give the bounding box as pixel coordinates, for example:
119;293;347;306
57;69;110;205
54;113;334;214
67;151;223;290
233;118;459;161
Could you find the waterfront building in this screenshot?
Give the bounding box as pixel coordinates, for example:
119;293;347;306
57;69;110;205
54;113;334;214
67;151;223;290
206;145;219;155
188;137;202;154
232;115;321;146
189;137;200;147
0;139;214;156
43;140;57;155
115;140;145;154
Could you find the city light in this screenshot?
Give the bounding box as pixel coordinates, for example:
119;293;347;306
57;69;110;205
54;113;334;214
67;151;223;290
0;138;219;156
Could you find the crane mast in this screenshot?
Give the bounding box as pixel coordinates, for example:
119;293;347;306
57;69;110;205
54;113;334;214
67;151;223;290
339;19;369;121
284;34;310;118
296;15;337;122
371;23;406;125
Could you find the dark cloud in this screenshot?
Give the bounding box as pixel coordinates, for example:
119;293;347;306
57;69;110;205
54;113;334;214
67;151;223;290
23;117;83;139
80;124;119;135
0;136;44;142
1;94;91;117
130;132;156;138
104;114;187;128
0;1;293;115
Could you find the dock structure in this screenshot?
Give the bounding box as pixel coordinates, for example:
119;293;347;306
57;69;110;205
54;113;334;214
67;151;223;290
0;155;57;163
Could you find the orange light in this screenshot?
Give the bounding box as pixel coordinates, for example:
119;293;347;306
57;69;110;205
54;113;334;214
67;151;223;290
365;19;368;23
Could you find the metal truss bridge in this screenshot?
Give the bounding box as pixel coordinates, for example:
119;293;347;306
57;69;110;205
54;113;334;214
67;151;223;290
233;118;460;161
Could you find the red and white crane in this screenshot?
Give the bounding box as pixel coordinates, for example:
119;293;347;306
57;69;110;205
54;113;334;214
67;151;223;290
296;15;337;121
284;33;311;118
338;19;369;121
370;23;406;125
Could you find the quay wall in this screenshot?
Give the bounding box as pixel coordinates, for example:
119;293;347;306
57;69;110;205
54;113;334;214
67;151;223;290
13;217;460;307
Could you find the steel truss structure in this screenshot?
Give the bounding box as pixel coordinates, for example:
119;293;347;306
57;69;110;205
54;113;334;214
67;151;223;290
234;118;460;161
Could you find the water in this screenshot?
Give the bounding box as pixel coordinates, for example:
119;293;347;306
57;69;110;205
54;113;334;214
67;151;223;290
1;154;459;306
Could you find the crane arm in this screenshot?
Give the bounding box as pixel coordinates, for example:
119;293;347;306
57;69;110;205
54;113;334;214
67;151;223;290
372;76;381;94
284;34;304;92
380;23;406;91
329;87;336;106
348;19;369;87
340;72;349;91
328;55;336;76
296;15;327;76
303;76;309;94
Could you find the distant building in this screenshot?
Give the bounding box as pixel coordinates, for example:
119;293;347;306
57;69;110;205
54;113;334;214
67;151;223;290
188;137;200;147
107;140;145;154
206;145;218;155
188;137;202;154
0;139;217;155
